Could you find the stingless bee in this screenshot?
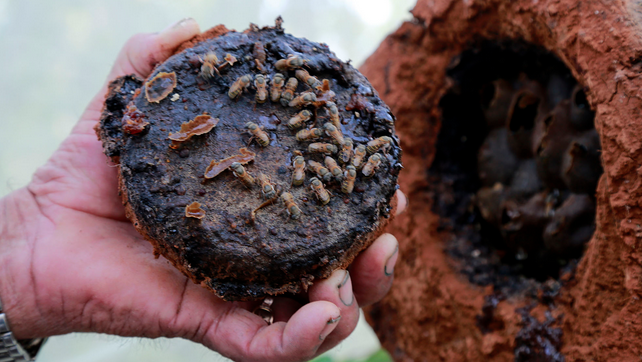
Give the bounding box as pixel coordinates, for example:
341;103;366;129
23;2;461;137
288;91;317;108
308;143;338;155
295;127;324;142
280;77;298;106
254;74;269;103
254;59;267;74
313;79;336;106
292;156;306;186
324;156;343;181
323;122;345;145
258;173;277;199
366;136;393;154
341;165;357;194
253;42;266;64
270;73;285;102
320;79;331;92
275;54;305;71
228;74;252;99
287;110;313;130
295;69;323;89
310;177;331;205
281;192;302;220
362;153;382;178
230;162;255;188
246;122;270;147
307;160;333;182
338;138;353;164
326;101;341;129
352;144;367;169
199;52;220;81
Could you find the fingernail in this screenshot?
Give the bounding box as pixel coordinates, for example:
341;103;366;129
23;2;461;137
395;190;407;216
319;315;341;340
162;18;196;33
337;270;354;306
384;245;399;276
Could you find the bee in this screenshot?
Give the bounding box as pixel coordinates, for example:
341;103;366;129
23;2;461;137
275;54;305;71
228;74;252;99
254;74;269;103
324;156;343;181
324;122;345;145
280;77;298;106
281;192;302;220
320;79;331;92
362;154;382;178
366;136;393;154
308;143;338;155
308;161;332;182
292;156;306;186
295;69;323;89
341;165;357;194
253;42;266;64
289;91;317;108
295;127;324;141
270;73;285;102
326;101;341;129
258;173;277;199
246;122;270;147
254;59;267;74
199;52;220;81
352;144;367;169
230;162;255;188
312;79;336;106
338;138;353;164
310;177;331;205
287;110;313;130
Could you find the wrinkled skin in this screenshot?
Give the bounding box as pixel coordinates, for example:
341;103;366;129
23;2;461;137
0;18;405;362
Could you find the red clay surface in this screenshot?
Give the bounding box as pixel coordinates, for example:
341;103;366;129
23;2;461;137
361;0;642;360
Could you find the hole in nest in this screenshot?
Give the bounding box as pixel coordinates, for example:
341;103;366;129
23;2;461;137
432;40;602;293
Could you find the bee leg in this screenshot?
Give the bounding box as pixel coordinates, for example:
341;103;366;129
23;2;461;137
279;208;289;218
237;178;252;190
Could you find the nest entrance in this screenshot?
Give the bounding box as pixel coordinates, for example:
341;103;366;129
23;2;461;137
432;40;602;291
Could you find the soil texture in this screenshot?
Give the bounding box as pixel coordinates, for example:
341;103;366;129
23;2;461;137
361;0;642;360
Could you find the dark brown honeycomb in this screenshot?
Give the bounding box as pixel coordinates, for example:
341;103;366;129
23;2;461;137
433;41;601;292
96;21;401;301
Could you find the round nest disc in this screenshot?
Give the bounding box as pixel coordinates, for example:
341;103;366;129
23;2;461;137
96;21;402;301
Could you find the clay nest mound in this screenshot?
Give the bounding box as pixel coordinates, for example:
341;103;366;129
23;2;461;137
96;21;401;301
360;0;642;361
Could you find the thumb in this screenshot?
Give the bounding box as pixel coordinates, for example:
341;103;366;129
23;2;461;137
108;18;201;80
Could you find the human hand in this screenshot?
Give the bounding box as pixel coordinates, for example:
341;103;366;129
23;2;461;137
0;18;406;362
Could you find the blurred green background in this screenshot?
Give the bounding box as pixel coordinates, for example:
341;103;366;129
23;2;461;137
0;0;413;360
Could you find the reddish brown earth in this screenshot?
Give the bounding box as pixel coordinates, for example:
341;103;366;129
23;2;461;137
360;0;642;360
